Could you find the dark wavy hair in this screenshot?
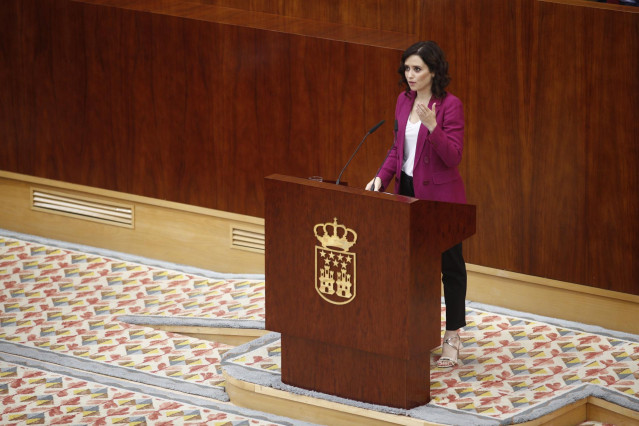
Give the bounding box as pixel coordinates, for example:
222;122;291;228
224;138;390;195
398;41;451;99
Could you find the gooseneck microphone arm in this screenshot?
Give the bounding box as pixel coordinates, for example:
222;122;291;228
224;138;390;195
335;120;385;186
368;119;398;191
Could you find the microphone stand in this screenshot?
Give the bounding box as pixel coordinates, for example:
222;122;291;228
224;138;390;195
368;119;398;191
335;120;385;186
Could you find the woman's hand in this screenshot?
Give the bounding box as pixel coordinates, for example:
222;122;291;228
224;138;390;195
416;102;437;132
365;177;381;191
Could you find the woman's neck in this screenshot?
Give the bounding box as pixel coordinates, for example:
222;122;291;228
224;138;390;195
415;89;432;103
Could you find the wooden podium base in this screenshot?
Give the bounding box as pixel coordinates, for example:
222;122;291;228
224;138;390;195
266;175;475;411
280;335;430;409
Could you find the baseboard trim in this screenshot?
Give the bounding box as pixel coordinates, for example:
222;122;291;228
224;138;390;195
466;264;639;335
586;396;639;424
140;325;269;346
0;171;264;274
0;170;263;224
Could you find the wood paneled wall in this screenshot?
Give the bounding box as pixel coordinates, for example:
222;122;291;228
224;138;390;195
425;0;639;293
532;2;638;290
0;0;409;214
201;0;424;33
1;0;637;295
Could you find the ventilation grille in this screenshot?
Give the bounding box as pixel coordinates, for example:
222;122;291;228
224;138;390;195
31;188;134;228
230;226;265;253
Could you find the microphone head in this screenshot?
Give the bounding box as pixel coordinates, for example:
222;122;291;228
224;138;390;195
368;120;385;134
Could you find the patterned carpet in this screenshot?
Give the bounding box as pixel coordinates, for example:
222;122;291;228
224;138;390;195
0;233;306;425
1;232;638;425
223;312;639;424
0;355;294;425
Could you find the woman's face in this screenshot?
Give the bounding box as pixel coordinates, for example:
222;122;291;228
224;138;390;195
404;55;434;93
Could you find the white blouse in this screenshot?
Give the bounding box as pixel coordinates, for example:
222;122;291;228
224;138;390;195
401;118;421;176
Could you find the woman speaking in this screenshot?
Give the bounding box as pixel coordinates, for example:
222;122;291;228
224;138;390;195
366;41;467;368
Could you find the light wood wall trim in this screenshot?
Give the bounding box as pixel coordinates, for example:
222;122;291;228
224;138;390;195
468;263;639;304
223;372;436;426
587;397;639;423
142;325;269;346
0;172;264;274
223;372;639;426
0;171;264;226
466;264;639;335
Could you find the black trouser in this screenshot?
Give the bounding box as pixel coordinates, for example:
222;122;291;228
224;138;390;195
400;171;467;330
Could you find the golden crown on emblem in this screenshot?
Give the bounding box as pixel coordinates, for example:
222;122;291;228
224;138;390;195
314;218;357;251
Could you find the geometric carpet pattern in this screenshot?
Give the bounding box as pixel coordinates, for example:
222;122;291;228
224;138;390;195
224;309;639;423
1;232;638;424
0;357;281;425
0;235;306;425
0;235;264;390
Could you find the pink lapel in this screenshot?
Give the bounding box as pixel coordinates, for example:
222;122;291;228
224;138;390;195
395;93;413;176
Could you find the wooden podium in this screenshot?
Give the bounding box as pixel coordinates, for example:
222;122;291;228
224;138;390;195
265;174;476;409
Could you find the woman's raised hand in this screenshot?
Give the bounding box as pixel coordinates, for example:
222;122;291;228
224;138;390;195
365;176;382;191
416;102;437;132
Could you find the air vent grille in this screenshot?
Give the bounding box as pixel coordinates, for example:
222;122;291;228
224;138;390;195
231;226;265;253
31;188;134;228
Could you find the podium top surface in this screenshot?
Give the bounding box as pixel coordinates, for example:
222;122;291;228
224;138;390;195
266;173;424;205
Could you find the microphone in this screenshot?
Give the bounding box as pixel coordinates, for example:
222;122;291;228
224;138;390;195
335;120;385;186
368;119;398;191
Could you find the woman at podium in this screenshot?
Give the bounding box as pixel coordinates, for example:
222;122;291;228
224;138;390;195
366;41;466;368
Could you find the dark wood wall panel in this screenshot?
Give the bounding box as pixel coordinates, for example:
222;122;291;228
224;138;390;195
1;0;638;295
418;0;537;275
526;1;638;292
0;0;404;213
200;0;423;34
413;0;638;293
586;7;639;293
533;2;639;291
529;3;596;286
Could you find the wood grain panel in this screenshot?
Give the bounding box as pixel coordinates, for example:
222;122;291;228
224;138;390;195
0;1;19;171
584;7;639;294
281;335;430;409
527;2;638;292
200;0;422;34
0;0;405;215
416;0;535;277
415;0;638;294
528;2;590;284
76;0;415;49
1;0;638;296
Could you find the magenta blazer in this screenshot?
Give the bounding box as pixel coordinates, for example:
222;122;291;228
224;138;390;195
378;91;467;204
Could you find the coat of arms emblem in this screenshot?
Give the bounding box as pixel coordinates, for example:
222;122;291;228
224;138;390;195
314;218;358;305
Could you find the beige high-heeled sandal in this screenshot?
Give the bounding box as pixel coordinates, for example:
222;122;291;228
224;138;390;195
437;335;461;368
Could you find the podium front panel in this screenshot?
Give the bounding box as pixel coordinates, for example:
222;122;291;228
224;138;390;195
265;175;441;360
